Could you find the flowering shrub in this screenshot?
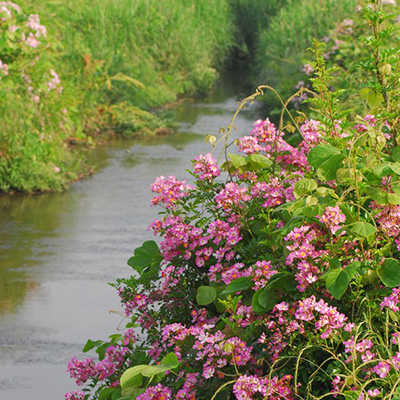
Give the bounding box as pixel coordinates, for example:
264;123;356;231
66;2;400;400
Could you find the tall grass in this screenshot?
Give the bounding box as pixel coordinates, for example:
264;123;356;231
39;0;233;109
254;0;357;105
1;0;234;192
228;0;288;61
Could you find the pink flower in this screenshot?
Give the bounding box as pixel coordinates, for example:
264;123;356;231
0;59;8;76
65;390;85;400
137;383;172;400
317;206;346;234
302;63;314;75
150;175;192;209
373;361;390;378
367;389;380;397
192;153;220;181
25;32;40;48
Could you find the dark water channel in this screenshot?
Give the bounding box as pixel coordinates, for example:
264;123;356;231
0;79;261;399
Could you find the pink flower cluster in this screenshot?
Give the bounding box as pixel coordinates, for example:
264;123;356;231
215;182;251;212
295;296;347;338
300;119;322;149
372;202;400;238
64;390;85;400
317;206;346;234
284;225;327;291
47;69;63;93
380;287;400;312
192;153;221;181
26;13;46;38
343;336;375;364
250;178;295;208
259;297;348;360
175;373;198;399
0;1;20;20
150;176;192;209
0;60;8;77
21;13;47;48
252;260;277;290
137;383;172;400
237;118;310;172
162;323;253;380
221;262;252;285
354;114;376;133
233;374;293;400
67;345;130;385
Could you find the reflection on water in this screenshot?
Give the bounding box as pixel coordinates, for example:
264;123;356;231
0;193;74;314
0;76;260;400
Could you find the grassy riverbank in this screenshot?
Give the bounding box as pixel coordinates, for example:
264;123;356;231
1;0;358;193
0;0;233;192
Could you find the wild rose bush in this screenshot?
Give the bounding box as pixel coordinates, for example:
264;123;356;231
66;2;400;400
66;105;400;400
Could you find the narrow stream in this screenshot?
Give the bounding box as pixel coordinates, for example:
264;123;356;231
0;78;261;399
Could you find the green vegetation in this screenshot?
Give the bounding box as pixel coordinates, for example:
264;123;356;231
254;0;357;108
0;0;361;193
0;0;234;192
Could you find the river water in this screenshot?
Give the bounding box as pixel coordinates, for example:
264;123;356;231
0;79;261;399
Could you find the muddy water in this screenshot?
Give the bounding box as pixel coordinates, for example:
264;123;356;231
0;80;261;399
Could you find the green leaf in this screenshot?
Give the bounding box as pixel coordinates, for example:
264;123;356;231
258;286;280;310
83;339;103;353
257;272;295;310
336;168;350;183
305;195;318;207
350;222;377;237
378;258;400;288
367;90;384;108
392;180;400;194
366;186;388;205
141;352;179;377
343;390;360;400
361;87;384;108
111;389;123;400
325;260;357;299
388;193;400;205
228;153;246;169
120;366;147;389
99;387;116;400
252;289;266;313
391;162;400;175
127;241;162;274
247;154;272;168
307;145;341;168
196;286;217;305
393;146;400;162
121;354;179;390
318;154;345;181
221;277;253;294
126;387;145;400
307;145;345;181
293;178;318;198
